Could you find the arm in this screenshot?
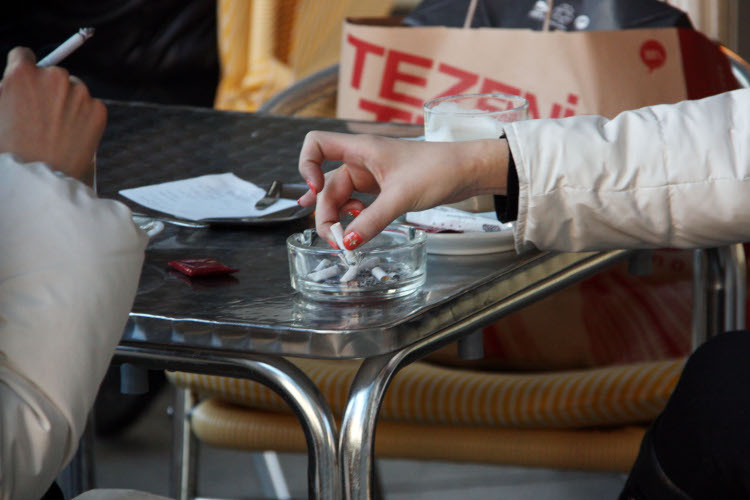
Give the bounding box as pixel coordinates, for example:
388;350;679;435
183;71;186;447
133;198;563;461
299;89;750;252
506;89;750;251
0;156;148;499
0;47;147;499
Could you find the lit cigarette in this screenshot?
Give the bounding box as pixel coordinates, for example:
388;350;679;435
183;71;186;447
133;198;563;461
37;28;95;68
330;222;356;264
371;266;390;282
312;258;332;272
308;264;340;282
340;263;359;283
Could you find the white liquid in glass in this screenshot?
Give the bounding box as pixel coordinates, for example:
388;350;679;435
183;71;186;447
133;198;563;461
424;102;507;142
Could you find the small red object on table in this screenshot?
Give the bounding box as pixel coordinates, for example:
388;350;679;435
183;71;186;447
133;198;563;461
168;258;239;277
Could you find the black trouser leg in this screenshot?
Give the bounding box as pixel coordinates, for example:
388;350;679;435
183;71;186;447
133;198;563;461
621;330;750;500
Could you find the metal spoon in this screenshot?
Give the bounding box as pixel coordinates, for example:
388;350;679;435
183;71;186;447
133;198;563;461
254;180;283;210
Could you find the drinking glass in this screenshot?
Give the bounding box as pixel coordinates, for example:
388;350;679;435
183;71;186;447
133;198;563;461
424;93;528;212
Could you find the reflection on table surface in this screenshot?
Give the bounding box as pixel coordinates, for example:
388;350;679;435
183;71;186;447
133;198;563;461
99;101;625;358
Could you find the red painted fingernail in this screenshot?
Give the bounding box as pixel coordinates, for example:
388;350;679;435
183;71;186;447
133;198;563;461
306;179;317;194
327;239;339;249
346;209;362;218
343;231;362;250
297;198;302;206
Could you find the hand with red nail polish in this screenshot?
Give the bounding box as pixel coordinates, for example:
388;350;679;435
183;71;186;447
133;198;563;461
298;130;510;247
340;200;366;221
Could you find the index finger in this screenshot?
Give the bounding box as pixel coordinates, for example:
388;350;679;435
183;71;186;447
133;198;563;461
314;166;356;242
299;131;361;194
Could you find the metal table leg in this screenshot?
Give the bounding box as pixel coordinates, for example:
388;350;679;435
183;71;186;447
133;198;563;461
171;387;199;500
340;352;400;500
724;243;747;330
692;244;747;349
114;347;341;500
457;329;484;360
340;251;629;499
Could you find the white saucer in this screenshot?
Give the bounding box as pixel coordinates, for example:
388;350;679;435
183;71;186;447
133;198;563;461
425;227;515;255
398;212;516;255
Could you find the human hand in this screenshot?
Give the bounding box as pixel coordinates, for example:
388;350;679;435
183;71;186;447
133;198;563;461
0;47;106;181
298;131;509;249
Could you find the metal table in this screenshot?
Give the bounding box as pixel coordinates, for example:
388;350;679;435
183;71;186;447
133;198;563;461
97;101;633;499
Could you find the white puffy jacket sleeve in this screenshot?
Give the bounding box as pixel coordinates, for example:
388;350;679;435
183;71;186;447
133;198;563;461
0;155;147;500
504;89;750;252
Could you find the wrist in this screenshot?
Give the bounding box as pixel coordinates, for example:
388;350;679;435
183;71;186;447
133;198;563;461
465;138;509;196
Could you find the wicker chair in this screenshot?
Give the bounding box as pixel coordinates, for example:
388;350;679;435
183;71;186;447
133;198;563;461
171;357;684;471
257;64;339;118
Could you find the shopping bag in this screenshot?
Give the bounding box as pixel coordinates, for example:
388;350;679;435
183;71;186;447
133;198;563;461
337;17;737;123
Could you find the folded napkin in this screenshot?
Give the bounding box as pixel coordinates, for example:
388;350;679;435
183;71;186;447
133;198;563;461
119;173;298;221
405;206;512;233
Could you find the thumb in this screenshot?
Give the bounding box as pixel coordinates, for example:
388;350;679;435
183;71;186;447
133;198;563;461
341;190;408;250
4;47;36;80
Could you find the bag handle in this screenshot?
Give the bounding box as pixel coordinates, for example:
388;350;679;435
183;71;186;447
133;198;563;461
463;0;555;31
462;0;478;28
542;0;555;31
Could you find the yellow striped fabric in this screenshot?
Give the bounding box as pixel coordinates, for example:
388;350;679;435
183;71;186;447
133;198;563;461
169;357;685;429
214;0;393;112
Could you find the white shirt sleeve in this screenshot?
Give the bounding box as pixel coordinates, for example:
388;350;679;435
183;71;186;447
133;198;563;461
504;89;750;252
0;155;147;500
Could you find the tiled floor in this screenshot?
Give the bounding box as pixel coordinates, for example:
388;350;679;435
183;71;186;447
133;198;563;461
94;388;627;499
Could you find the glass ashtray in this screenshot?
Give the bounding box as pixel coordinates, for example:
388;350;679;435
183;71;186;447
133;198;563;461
287;224;427;302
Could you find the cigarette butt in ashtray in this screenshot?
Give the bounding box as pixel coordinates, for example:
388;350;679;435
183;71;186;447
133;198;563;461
308;264;340;282
371;266;390;282
339;257;379;284
312;258;331;272
340;263;359;283
359;257;380;271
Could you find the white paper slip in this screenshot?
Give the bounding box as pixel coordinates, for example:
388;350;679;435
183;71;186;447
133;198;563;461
405;206;512;233
119;173;299;221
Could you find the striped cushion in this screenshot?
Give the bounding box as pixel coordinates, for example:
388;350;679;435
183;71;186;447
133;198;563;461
191;400;647;471
169;357;684;428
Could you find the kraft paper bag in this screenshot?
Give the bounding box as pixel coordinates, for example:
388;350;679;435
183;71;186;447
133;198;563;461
337;18;737;123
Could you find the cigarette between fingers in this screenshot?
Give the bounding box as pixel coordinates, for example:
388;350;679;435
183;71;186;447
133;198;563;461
330;222;346;248
330;222;356;264
37;28;95;68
